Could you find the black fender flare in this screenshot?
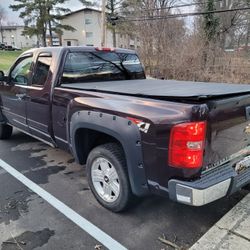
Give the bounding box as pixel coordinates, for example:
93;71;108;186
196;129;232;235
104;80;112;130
69;110;149;196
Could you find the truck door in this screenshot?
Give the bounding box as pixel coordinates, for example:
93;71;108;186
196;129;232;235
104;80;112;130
26;52;54;145
0;55;33;132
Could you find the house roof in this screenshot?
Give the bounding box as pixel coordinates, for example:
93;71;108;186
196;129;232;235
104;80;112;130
1;25;24;30
63;7;101;18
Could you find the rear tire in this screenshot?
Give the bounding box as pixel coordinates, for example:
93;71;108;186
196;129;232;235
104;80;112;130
86;143;133;212
0;124;13;139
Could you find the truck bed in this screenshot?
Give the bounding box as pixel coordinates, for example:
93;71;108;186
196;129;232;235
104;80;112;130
61;79;250;101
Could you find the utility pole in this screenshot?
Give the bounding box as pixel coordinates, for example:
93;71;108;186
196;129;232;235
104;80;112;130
101;0;106;47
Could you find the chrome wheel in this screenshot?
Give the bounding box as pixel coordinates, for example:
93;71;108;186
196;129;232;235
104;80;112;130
91;157;120;203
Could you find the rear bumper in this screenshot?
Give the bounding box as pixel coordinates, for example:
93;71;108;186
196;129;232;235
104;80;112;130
168;164;250;206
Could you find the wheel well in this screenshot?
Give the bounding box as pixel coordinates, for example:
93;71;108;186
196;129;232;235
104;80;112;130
74;128;123;164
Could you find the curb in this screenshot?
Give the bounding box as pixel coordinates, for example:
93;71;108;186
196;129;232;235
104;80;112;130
190;193;250;250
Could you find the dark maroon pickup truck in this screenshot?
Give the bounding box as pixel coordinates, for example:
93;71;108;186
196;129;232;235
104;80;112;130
0;46;250;212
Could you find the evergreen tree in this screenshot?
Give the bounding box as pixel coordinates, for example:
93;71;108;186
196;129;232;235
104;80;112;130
10;0;75;47
79;0;98;7
203;0;220;42
106;0;122;47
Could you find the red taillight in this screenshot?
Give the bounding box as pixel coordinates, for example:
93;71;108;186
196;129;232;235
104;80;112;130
168;121;207;169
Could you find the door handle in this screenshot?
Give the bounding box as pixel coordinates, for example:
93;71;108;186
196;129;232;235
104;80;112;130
16;93;26;100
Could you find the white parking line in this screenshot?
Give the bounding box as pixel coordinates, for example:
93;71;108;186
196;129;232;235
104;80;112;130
0;159;127;250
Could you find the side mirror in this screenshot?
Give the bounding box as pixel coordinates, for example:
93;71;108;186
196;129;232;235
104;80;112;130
0;70;9;84
0;70;4;81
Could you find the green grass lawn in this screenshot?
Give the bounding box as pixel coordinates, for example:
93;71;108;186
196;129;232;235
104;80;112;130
0;51;23;72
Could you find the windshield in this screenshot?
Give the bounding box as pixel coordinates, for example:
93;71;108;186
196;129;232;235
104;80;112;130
60;51;145;84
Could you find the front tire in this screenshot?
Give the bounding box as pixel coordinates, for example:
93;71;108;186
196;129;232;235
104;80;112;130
0;124;13;139
86;143;133;212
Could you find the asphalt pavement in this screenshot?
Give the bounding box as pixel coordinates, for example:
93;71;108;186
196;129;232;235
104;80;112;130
0;129;249;250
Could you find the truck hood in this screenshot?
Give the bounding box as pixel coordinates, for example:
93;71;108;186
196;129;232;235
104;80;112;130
61;79;250;101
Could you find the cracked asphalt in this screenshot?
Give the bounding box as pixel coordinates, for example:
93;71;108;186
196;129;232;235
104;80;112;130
0;129;249;250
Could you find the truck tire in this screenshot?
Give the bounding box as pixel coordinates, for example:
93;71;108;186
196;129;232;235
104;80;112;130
86;143;133;212
0;124;13;139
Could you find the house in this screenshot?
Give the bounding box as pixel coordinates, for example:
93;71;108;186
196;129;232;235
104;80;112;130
0;25;38;48
61;7;139;49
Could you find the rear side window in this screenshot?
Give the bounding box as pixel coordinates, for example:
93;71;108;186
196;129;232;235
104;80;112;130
32;54;52;86
61;51;145;84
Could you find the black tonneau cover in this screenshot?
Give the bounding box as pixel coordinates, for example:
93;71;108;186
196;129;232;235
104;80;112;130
61;79;250;100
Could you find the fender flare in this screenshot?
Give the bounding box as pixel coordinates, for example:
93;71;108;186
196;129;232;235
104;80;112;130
69;110;149;196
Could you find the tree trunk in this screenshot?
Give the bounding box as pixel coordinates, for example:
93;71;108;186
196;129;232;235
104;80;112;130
245;20;250;49
0;27;3;43
112;27;116;47
202;40;209;69
110;0;116;47
42;26;47;47
47;8;53;46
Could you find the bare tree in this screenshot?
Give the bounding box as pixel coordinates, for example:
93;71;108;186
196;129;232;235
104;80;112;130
0;5;6;44
121;0;182;76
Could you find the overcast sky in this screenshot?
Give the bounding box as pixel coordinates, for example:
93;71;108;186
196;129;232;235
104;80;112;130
0;0;84;24
0;0;194;26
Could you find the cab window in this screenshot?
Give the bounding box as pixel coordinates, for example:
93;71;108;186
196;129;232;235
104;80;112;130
10;56;33;85
32;54;52;86
61;51;145;84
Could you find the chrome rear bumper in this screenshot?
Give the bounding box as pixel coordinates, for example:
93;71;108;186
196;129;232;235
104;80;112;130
168;164;250;206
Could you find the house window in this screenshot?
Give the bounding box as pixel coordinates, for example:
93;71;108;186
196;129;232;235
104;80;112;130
86;32;93;38
85;18;92;25
67;41;71;46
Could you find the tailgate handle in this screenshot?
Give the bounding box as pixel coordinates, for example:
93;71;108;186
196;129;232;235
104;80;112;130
246;106;250;120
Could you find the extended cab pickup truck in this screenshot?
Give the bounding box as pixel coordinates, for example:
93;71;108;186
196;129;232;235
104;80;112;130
0;46;250;212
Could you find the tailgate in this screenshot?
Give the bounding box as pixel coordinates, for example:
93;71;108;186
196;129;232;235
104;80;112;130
204;94;250;170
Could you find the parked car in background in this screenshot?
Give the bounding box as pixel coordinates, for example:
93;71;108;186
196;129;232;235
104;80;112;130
0;43;5;50
0;44;21;51
4;45;15;51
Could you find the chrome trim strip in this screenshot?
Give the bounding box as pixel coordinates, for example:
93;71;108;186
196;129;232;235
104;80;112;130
8;124;55;148
0;106;10;111
2;110;26;119
29;126;50;137
15;85;43;90
55;136;68;144
27;118;47;128
12;119;27;127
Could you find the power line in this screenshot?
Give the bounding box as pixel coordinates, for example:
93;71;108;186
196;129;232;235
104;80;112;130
116;6;250;23
116;0;223;12
139;0;223;12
